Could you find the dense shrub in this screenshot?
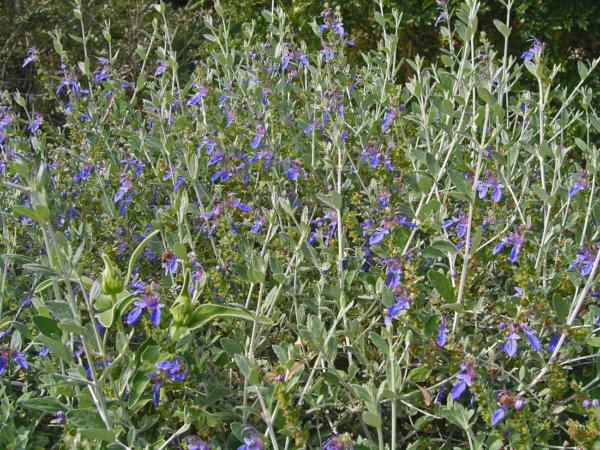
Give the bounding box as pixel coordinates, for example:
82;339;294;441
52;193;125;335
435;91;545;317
0;0;599;448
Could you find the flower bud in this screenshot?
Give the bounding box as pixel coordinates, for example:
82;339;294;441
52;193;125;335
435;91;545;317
101;253;124;295
170;269;193;326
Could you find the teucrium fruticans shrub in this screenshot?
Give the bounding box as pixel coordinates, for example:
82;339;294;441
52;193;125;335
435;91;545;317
0;0;599;448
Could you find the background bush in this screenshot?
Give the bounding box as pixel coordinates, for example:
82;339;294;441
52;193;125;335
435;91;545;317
0;0;599;449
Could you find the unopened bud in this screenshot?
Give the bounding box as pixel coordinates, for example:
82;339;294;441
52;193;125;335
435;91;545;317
170;269;193;326
101;253;124;295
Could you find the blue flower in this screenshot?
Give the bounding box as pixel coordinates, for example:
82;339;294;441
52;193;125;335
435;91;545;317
521;37;543;62
303;119;317;135
378;190;391;210
434;386;447;404
493;230;525;263
384;256;403;289
436;318;448;347
286;161;302;181
250;218;262;234
491;407;506;426
548;333;560;352
251;125;265;149
521;324;541;352
238;426;264;450
114;175;133;203
127;285;165;326
434;1;449;27
185;436;210;450
450;360;476;400
225;108;236;127
93;58;111;82
569;245;597;276
442;211;468;240
156;356;188;381
477;171;503;202
22;47;38;68
369;228;388;246
310;211;338;248
161;251;180;275
501;325;520;358
568;172;588;198
187;84;209;106
385;290;410;323
227;194;252;213
154;61;168;77
381;107;397;131
322;433;353;450
27;114;43;133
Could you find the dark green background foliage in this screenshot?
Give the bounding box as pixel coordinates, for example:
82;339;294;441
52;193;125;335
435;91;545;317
2;0;599;102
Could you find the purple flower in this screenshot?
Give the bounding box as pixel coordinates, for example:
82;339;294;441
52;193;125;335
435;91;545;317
119;194;133;216
493;230;525;263
154;61;168;77
12;350;28;371
251;216;264;233
223;107;236;127
22;47;38;68
362;142;393;171
514;287;524;297
39;346;50;357
491;407;506;426
238;426;264;450
149;356;188;407
187;84;209;106
548;333;560;352
156;356;188;381
50;411;66;424
434;2;449;27
436;318;448;347
396;215;417;228
434;386;447;404
321;47;335;62
568;172;588;198
381;107;397;131
309;210;338;247
185;436;210;450
569;245;597;276
450;360;476;400
521;37;543;62
114;175;133;203
384;256;403;289
521;324;541;352
501;325;520;358
385;290;410;324
161;251;180;275
127;285;165;326
369;228;388;246
94;58;111;82
378;189;391;210
322;433;353;450
286;161;303;181
73;164;93;183
227;193;252;213
303;119;317;135
251;125;265;149
477;171;503;202
514;396;524;410
261;87;271;105
443;212;468;240
27;114;43;133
